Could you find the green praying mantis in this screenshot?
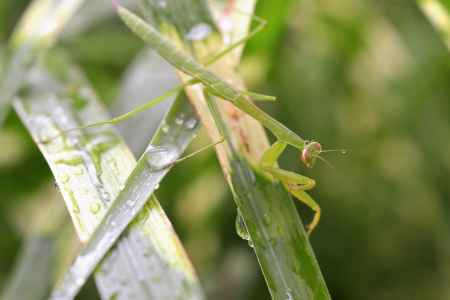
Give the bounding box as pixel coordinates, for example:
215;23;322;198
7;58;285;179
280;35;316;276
47;2;341;234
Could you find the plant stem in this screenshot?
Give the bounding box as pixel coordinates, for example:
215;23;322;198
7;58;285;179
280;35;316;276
139;0;331;298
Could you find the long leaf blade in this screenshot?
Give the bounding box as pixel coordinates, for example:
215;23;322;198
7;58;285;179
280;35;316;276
49;92;202;300
14;51;203;300
419;0;450;47
0;178;79;300
135;1;332;299
0;0;85;124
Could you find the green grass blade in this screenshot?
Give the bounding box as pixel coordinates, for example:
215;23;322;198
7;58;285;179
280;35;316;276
206;92;330;299
134;0;332;299
14;51;203;300
370;0;450;64
63;0;139;38
419;0;450;47
50;92;203;300
0;184;77;300
1;236;55;300
208;0;257;63
0;0;85;125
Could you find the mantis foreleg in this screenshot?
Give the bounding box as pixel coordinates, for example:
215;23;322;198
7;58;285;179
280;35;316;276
260;141;321;234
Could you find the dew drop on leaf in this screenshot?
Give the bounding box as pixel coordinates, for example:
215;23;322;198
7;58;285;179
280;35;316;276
157;0;167;8
185;117;198;129
175;116;184;126
285;289;293;300
185;23;212;41
235;210;251;242
145;145;179;172
61;173;70;183
161;124;169;133
90;202;101;214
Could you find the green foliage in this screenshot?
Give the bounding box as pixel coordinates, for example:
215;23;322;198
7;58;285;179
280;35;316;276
1;0;450;299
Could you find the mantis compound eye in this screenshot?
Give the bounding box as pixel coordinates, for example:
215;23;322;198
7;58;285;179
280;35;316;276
301;141;322;168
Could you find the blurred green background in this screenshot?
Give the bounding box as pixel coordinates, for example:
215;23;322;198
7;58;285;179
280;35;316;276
1;0;450;299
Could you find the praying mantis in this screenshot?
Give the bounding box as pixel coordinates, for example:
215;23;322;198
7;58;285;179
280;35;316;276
54;2;332;233
116;3;331;233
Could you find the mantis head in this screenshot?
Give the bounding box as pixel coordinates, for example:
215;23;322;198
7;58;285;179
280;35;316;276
301;141;322;168
301;142;348;168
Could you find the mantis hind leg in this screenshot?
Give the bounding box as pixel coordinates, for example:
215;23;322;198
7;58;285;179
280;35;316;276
39;79;200;143
286;186;321;235
173;137;224;165
260;141;321;234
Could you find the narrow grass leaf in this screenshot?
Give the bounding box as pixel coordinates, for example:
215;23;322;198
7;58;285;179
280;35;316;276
371;0;450;64
419;0;450;47
0;180;80;300
50;92;202;300
0;0;85;124
14;51;203;300
0;236;54;300
63;0;139;38
134;0;332;299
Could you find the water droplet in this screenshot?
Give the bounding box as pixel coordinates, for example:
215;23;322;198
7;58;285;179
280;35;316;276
96;186;110;203
155;183;160;190
161;124;169;133
185;117;198;129
75;277;83;287
341;150;347;155
70;195;81;213
185;23;212;41
90;203;101;214
145;146;179;172
61;173;70;183
126;200;135;207
157;0;167;8
67;136;80;147
235;210;251;241
111;221;116;227
285;289;293;300
175;116;184;126
219;18;233;33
